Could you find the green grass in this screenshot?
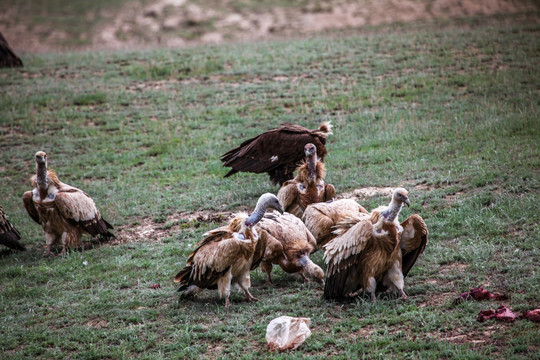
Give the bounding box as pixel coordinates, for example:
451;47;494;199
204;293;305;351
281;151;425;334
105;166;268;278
1;15;539;359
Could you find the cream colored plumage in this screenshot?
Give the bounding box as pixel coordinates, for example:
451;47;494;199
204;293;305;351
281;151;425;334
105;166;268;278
256;211;324;286
22;151;114;256
175;193;283;307
323;188;426;301
277;143;335;219
303;198;369;249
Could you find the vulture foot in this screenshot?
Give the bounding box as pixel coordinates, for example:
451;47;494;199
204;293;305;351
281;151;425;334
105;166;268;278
400;290;408;300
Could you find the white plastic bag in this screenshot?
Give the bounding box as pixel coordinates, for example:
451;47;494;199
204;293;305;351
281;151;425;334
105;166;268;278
266;316;311;351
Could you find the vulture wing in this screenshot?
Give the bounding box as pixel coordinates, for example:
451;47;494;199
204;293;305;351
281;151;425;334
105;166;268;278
221;123;330;184
323;184;336;202
399;214;428;277
22;191;40;224
323;219;374;299
0;206;25;251
53;188;114;238
277;181;303;217
176;232;249;288
251;229;268;271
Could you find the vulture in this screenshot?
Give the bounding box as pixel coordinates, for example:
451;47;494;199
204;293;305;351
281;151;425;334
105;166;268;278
22;151;115;256
175;193;284;307
323;188;427;301
256;211;324;286
221;122;332;185
0;205;25;251
277;143;336;219
0;32;23;68
303;198;369;249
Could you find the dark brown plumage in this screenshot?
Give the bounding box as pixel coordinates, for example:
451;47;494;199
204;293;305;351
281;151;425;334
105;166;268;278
0;32;22;68
0;205;25;251
277;143;336;218
22;151;114;256
221;122;332;185
256;211;324;286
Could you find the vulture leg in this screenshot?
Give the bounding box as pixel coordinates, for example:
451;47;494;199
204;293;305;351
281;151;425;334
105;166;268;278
44;233;57;257
366;277;377;302
218;270;233;307
238;273;258;302
60;233;68;256
261;261;273;285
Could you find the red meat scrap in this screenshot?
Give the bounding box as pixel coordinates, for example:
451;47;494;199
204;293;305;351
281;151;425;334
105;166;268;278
477;305;517;323
522;309;540;323
457;286;508;303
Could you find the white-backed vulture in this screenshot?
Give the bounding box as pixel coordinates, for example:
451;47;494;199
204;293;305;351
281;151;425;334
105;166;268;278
303;198;369;249
0;205;25;251
277;143;336;219
324;188;426;301
221;122;332;185
175;193;284;307
255;211;324;286
22;151;114;256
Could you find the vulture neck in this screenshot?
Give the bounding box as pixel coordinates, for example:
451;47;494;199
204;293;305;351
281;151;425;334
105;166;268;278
306;153;317;184
382;199;403;223
36;162;49;199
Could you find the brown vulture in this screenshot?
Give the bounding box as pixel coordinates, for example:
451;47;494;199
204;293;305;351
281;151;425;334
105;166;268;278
0;32;22;68
255;210;324;286
175;193;284;307
277;143;335;219
0;205;25;251
303;198;369;249
221;122;332;185
323;188;427;301
22;151;114;256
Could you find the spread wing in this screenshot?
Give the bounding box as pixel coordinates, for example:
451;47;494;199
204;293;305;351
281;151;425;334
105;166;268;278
221;123;328;183
323;219;374;299
399;214;428;277
0;206;25;251
22;190;40;224
54;188;114;238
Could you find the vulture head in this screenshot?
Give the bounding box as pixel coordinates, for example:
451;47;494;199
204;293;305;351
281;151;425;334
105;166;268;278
35;151;47;166
304;143;316;158
394;188;410;207
300;255;325;286
245;193;284;228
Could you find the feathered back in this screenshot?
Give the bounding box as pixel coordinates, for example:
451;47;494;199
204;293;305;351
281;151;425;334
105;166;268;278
221;122;332;185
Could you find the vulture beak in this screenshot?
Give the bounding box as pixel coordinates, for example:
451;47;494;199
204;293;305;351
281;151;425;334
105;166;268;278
276;205;284;214
404;198;410;207
304;143;316;157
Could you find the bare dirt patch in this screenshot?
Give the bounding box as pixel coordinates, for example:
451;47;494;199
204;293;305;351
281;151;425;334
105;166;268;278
4;0;539;53
113;209;236;244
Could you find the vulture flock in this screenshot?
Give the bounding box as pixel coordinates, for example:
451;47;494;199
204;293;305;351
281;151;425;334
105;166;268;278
4;121;428;307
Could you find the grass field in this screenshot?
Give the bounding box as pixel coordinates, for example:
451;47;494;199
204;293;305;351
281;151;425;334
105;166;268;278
1;14;539;359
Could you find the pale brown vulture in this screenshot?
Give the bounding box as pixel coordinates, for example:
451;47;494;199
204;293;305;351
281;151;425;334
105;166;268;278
303;198;369;249
221;122;332;185
22;151;114;256
256;211;324;286
0;205;25;251
277;143;336;218
175;193;284;307
323;188;427;301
